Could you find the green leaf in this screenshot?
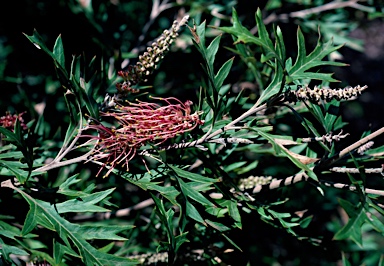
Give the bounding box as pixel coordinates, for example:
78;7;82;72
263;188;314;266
195;20;206;47
61;91;82;154
55;188;115;214
99;242;115;253
0;160;29;184
23;29;54;58
341;252;352;266
54;241;66;265
223;161;247;172
21;204;39;236
170;165;219;183
205;206;227;217
206;34;221;70
300;215;313;229
287;28;345;83
24;30;68;79
72;224;131;241
227;200;242;224
71;55;81;84
58;174;83;196
178;179;215;207
0;127;22;146
205;219;230;232
214;57;234;89
333;199;366;247
174;232;189;254
221;233;243;252
151;193;177;252
4;182;136;266
218;8;279;64
256;57;284;106
0;223;20;239
237;160;259;175
147;184;180;206
251;127;317;180
219;84;232;98
218;8;346;105
28;250;56;266
186;200;206;225
53;34;65;68
0;150;24;159
275;26;286;62
0;238;29;261
324;101;340;132
69;56;98;119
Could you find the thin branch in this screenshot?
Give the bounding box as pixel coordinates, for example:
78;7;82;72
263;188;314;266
54;100;83;162
330;167;383;174
252;171;310;194
1;179;15;189
208;137;254;145
71;198;154;221
339;127;384;158
32;100;89;173
33;149;93;173
138;0;174;44
288;0;363;18
147;103;269;152
247;168;384;197
301;131;349;143
317;127;384;170
251;0;372;34
322;182;384;197
122;0;177;68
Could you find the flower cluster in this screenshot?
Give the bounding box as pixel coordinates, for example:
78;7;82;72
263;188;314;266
238;175;273;191
285;85;368;104
84;97;204;177
0;111;28;131
116;16;189;95
357;140;374;155
128;252;168;265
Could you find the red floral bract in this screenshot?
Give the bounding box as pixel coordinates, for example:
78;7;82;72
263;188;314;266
0;111;28;131
84;97;204;177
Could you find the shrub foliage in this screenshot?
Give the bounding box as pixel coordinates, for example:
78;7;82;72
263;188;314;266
1;1;384;265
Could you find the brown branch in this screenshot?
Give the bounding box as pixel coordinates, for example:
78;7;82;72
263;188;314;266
247;168;384;197
330;167;383;174
326;182;384;197
160;103;269;150
287;0;365;19
301;131;349;143
71;198;154;221
251;0;372;34
339;127;384;158
252;171;309;194
33;140;95;173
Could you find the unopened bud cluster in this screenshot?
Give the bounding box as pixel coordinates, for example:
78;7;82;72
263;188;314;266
0;111;28;131
128;252;168;265
357;141;374;155
238;176;273;191
116;16;189;95
285;85;367;104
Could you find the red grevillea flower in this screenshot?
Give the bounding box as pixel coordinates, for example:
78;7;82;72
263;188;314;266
0;111;28;131
84;97;204;177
